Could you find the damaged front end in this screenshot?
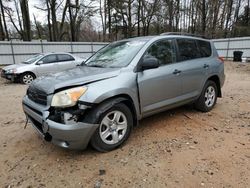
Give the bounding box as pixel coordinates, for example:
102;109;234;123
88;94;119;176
23;95;99;150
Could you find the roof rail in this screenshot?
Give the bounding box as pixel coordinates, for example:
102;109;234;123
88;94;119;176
160;32;209;39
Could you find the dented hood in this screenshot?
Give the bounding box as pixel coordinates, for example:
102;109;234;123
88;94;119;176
31;66;120;94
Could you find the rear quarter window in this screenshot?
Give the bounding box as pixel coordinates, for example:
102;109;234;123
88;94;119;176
57;54;75;62
197;40;212;57
176;39;200;61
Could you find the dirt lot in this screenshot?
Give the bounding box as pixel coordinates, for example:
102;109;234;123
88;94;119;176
0;61;249;188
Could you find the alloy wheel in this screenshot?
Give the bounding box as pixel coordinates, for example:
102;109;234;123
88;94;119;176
23;74;34;85
204;86;216;107
99;110;128;145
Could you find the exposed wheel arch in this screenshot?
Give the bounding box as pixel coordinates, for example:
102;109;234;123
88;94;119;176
21;71;36;79
82;94;138;127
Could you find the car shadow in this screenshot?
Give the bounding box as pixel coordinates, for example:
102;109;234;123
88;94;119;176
26;104;198;157
77;104;197;155
0;79;21;86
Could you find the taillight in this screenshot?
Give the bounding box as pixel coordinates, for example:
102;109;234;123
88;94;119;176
218;57;224;63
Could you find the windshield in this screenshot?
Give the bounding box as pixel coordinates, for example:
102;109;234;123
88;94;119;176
23;54;44;64
85;40;148;68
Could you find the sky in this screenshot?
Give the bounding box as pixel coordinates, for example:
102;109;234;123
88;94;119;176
29;0;47;23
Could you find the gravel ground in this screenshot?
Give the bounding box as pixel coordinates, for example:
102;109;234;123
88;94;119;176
0;61;250;188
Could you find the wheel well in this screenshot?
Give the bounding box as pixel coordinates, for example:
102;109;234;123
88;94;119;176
118;95;138;127
103;94;138;127
207;75;221;97
21;71;36;79
81;94;138;126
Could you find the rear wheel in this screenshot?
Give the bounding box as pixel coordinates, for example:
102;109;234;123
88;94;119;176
20;72;35;85
195;80;218;112
90;103;133;152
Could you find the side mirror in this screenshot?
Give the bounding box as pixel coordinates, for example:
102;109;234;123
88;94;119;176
36;60;43;65
140;57;159;71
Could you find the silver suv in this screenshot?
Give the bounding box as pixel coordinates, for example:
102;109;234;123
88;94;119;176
1;52;83;84
22;34;225;152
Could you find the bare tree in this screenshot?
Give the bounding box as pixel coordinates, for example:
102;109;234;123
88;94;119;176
137;0;141;36
99;0;107;41
0;0;9;40
0;11;4;40
20;0;31;41
224;0;234;37
107;0;112;40
5;0;24;39
2;0;250;41
33;14;42;39
201;0;206;35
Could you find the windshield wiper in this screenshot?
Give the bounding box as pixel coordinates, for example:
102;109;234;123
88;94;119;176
86;64;105;68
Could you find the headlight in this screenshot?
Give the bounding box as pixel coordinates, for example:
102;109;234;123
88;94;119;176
5;69;17;74
51;86;87;108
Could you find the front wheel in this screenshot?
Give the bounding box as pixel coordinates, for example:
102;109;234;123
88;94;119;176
195;80;218;112
90;103;133;152
20;72;35;85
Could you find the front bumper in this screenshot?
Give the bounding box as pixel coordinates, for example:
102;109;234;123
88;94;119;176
22;96;98;150
1;71;19;81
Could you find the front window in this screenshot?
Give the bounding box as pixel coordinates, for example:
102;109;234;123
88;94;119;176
85;39;148;68
143;39;176;65
41;55;57;64
22;54;44;64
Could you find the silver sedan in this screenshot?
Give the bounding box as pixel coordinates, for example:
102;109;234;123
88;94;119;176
1;52;85;84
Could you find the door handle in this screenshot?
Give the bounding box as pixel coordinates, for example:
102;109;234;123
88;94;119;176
203;64;209;68
173;69;182;75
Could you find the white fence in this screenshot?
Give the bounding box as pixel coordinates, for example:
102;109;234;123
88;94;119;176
0;41;108;65
213;37;250;60
0;37;249;65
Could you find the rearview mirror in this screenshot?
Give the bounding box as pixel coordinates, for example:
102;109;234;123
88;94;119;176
36;60;43;65
140;57;159;71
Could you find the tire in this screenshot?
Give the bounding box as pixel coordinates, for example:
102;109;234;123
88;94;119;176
90;103;133;152
20;72;35;85
195;80;218;112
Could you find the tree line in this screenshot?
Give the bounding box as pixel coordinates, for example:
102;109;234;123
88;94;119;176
0;0;250;42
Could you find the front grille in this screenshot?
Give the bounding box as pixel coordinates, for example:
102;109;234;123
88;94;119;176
27;86;47;105
28;115;43;133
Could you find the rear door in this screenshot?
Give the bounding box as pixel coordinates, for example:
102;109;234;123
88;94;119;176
36;54;58;76
176;38;211;99
137;39;183;116
56;54;77;71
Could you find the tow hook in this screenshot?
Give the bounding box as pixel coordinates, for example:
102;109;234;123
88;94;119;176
44;133;52;142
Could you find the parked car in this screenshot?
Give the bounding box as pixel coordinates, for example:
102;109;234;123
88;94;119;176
1;52;83;84
22;34;225;152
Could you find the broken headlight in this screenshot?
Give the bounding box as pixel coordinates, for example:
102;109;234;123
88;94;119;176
51;86;87;108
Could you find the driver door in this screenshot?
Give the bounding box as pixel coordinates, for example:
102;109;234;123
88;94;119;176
137;39;182;117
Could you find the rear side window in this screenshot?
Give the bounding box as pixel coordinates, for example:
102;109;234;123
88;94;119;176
197;40;212;57
42;55;57;64
144;39;176;65
177;39;200;61
57;54;75;62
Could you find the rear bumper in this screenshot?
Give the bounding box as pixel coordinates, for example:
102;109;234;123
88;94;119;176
22;96;98;150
